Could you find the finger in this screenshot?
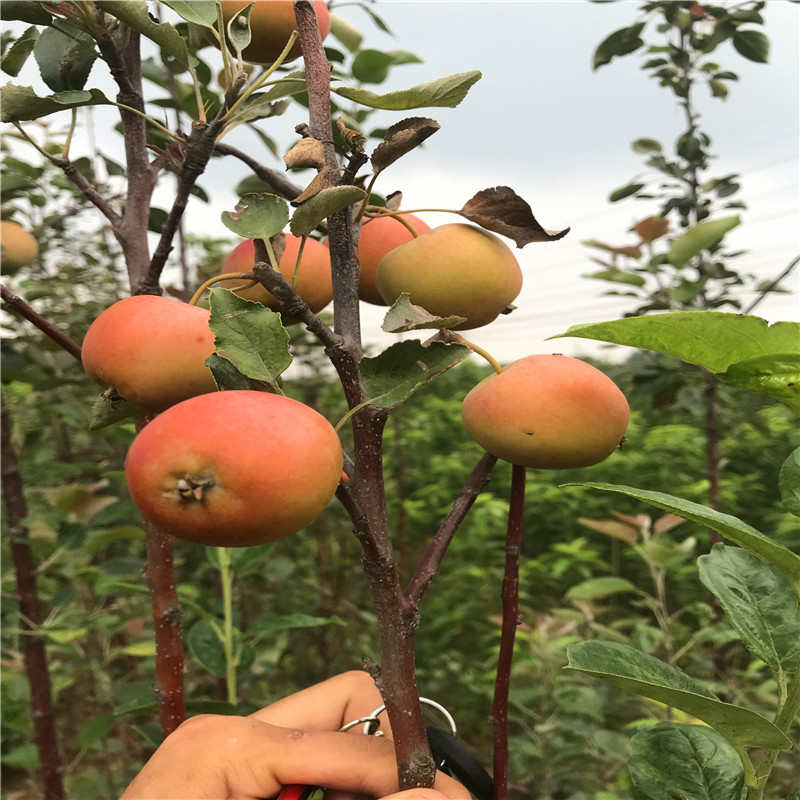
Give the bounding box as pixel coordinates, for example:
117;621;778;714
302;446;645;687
249;671;389;735
379;790;452;800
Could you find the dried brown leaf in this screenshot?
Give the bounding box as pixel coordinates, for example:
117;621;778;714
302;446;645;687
336;117;366;150
631;215;669;243
384;191;403;212
583;238;643;259
371;116;440;174
290;165;332;206
284;137;326;170
459;186;570;248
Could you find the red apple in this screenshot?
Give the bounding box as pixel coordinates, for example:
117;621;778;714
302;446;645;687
125;390;343;546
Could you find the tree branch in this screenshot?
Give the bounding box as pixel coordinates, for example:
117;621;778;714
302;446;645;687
405;452;498;606
214;141;303;200
94;21;158;287
294;0;363;358
1;404;66;800
743;254;800;315
1;285;83;361
491;464;526;800
139;117;228;293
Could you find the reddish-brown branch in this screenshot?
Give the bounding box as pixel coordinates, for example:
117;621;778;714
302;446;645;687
294;0;363;356
1;405;66;800
142;517;186;735
491;464;526;800
1;285;83;361
294;0;432;787
94;23;158;287
405;452;498;606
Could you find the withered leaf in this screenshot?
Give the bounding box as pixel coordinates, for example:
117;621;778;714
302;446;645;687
631;215;669;243
459;187;570;248
371;117;440;174
583;238;643;259
284;137;326;170
384;191;403;212
382;293;467;333
336;117;366;150
290;165;333;206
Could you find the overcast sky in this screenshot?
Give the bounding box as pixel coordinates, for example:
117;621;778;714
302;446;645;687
4;1;798;363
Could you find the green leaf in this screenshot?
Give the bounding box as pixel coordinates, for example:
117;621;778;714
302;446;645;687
381;293;467;333
609;182;645;202
329;12;363;54
228;94;291;127
359;340;471;410
708;79;729;99
565;577;639;602
47;627;88;644
698;545;800;672
162;0;218;28
259;72;308;101
0;1;52;24
550;312;799;375
351;48;422;84
94;1;196;68
221;193;290;241
593;23;646;70
333;70;481;110
565;482;800;597
732;29;770;63
566;640;791;751
0;84;110;122
121;641;157;657
77;713;116;749
289;186;366;236
668;216;740;267
225;3;253;57
720;352;800;413
584;268;646;287
632;137;662;154
629;722;745;800
1;25;39;77
34;22;97;92
186;619;226;678
89;388;138;429
779;448;800;517
205;352;253;391
208;289;291;393
255;612;342;637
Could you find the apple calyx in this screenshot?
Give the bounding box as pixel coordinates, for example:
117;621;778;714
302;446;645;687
176;475;215;502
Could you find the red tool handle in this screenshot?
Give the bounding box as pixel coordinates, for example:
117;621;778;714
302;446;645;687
275;784;314;800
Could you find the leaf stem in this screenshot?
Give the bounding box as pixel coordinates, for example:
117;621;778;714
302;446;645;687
216;547;238;705
62;109;78;159
189;272;253;306
221;31;298;125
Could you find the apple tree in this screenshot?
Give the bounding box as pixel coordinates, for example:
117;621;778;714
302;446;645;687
1;2;797;800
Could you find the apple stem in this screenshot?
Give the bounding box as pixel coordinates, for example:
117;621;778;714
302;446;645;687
451;333;504;374
188;272;254;307
355;174;380;222
364;207;422;238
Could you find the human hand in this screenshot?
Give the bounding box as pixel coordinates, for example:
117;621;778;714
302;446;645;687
120;713;467;799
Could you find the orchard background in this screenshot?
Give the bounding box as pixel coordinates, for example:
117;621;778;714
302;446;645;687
1;2;798;800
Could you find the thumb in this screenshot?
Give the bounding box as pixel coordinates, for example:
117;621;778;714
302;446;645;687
379;791;452;800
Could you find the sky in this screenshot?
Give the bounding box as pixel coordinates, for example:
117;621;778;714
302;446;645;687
3;1;798;364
